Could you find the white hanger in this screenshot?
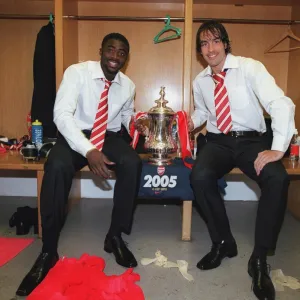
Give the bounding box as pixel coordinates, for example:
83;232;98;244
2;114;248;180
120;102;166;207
264;25;300;54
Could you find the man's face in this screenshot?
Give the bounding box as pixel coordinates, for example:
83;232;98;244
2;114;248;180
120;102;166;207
199;30;227;74
100;39;128;80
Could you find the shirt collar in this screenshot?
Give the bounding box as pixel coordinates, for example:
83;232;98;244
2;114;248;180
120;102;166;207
91;61;122;85
202;53;239;77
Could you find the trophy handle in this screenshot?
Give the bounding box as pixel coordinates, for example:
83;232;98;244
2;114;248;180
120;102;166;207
134;113;150;137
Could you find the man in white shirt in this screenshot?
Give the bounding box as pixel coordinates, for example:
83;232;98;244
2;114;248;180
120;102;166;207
16;33;142;297
188;21;295;300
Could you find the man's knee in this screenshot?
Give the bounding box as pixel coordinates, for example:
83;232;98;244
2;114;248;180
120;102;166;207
272;170;289;187
45;153;75;175
263;164;289;186
121;150;142;170
190;166;218;187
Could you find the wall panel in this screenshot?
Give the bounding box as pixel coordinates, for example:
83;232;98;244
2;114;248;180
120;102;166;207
0;1;54;138
77;2;184;112
63;0;79;76
287;5;300;130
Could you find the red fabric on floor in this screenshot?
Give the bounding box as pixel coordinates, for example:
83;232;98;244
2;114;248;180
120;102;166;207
28;254;145;300
0;237;34;267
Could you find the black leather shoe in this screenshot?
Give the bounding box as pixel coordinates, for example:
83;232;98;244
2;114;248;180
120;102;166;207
248;257;275;300
9;212;18;228
9;212;30;235
197;240;238;270
104;235;137;268
16;252;59;296
9;206;38;235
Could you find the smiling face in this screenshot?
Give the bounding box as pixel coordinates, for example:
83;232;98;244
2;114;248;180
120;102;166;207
99;38;129;81
199;30;227;74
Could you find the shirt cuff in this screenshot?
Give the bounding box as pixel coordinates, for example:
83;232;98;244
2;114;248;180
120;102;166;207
124;118;131;133
191;116;200;130
79;139;98;158
271;135;288;153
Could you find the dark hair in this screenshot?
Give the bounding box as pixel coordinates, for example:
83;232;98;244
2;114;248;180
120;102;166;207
196;20;231;54
101;33;130;53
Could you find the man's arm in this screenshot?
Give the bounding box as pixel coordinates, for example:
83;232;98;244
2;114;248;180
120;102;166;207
54;66;96;157
245;59;295;153
245;59;295;175
121;83;136;132
190;80;209;131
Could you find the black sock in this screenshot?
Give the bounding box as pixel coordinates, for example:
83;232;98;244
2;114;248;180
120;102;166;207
106;225;121;239
251;246;268;260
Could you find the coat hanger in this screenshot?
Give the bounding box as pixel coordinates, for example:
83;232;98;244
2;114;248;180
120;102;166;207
49;12;54;25
49;12;55;34
153;15;182;44
265;25;300;54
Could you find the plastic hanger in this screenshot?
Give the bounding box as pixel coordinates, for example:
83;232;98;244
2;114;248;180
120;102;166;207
49;12;54;24
265;25;300;53
153;15;182;44
49;12;55;34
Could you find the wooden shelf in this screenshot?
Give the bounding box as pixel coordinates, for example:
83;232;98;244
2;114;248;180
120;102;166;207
76;0;185;3
193;0;296;6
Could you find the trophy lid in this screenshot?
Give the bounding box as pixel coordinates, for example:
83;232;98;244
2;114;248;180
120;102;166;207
148;87;175;115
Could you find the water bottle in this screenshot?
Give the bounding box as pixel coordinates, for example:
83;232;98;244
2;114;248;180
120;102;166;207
289;129;299;161
32;120;43;150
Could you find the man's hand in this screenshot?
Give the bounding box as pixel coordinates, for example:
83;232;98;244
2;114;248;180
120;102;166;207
133;117;149;136
254;150;284;176
86;149;115;178
187;115;194;132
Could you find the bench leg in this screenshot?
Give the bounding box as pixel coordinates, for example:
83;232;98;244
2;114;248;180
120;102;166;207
37;170;44;239
288;179;300;220
68;174;81;212
182;200;192;241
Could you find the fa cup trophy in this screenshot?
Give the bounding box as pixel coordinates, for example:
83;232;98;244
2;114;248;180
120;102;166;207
144;87;177;165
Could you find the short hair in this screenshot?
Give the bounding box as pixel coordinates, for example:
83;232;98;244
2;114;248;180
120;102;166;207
101;33;130;53
196;20;231;54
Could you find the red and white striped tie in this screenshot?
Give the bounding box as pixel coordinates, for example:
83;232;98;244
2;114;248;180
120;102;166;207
213;71;232;134
90;79;112;151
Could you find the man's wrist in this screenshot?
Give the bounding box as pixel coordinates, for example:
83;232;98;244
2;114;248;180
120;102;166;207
86;148;98;157
271;136;287;153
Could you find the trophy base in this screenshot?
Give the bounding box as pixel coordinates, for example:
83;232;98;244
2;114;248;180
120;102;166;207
148;156;173;166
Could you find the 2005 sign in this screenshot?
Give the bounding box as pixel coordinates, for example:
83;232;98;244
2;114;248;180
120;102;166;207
143;175;177;188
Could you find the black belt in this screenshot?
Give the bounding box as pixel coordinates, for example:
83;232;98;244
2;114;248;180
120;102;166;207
82;129;118;139
224;131;263;137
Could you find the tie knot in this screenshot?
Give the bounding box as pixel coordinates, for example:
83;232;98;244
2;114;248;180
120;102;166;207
212;71;226;84
102;78;112;88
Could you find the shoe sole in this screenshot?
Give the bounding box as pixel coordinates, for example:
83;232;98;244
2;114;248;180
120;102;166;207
227;251;238;258
248;270;274;300
15;258;58;297
248;268;253;278
197;251;238;270
104;245;112;254
103;245;137;268
15;290;28;297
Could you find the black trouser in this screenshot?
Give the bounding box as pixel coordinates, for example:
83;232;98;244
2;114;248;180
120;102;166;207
190;132;289;255
41;131;142;253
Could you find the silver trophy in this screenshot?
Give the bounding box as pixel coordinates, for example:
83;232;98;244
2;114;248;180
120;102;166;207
143;87;177;165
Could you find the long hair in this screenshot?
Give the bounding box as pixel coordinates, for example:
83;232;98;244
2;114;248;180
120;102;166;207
196;20;231;54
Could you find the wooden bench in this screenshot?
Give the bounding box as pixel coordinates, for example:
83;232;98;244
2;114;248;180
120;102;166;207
1;151;300;240
0;151;194;240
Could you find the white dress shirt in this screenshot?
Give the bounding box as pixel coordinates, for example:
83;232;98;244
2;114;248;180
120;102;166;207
191;53;295;152
54;61;136;157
